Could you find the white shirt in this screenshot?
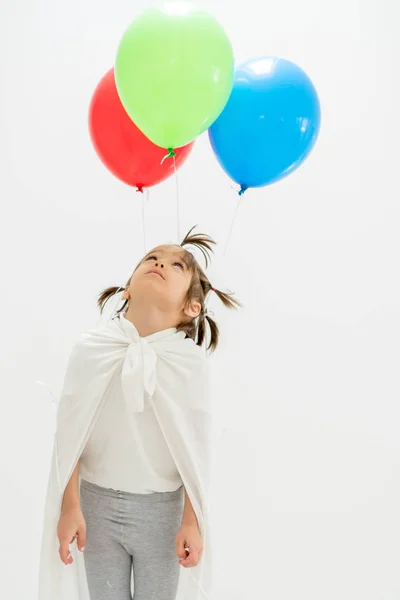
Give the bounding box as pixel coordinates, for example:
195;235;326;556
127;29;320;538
79;362;183;494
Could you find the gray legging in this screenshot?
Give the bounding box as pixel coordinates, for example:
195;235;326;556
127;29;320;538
80;478;185;600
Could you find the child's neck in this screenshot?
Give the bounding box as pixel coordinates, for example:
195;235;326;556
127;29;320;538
123;303;179;338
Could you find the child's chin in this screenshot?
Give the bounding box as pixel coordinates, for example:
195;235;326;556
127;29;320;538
140;283;167;301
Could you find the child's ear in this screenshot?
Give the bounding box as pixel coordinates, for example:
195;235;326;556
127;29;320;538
184;300;201;319
121;287;130;300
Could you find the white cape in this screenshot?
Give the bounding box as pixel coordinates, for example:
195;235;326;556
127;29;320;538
38;312;214;600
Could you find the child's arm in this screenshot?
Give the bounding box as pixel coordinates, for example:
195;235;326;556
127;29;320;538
61;459;81;512
176;487;203;568
57;459;86;565
182;487;198;527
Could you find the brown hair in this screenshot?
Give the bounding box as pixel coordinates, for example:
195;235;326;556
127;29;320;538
97;225;241;352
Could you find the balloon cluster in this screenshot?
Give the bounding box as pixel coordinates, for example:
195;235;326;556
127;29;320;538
89;2;321;195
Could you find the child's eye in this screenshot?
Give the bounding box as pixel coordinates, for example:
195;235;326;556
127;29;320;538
174;262;184;269
147;256;157;261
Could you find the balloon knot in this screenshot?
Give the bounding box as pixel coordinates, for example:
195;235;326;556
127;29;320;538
136;186;144;193
238;184;248;196
160;148;176;165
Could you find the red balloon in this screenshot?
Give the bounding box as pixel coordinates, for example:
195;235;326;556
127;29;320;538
88;69;194;190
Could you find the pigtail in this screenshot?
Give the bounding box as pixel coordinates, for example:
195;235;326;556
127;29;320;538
180;224;216;268
97;286;125;314
204;314;219;353
210;286;242;311
195;310;219;353
194;280;241;353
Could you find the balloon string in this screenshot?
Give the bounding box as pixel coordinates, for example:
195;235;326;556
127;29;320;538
142;188;149;254
188;570;210;598
222;192;244;257
36;379;58;405
173;154;180;243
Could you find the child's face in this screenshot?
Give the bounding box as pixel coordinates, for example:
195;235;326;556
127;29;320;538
123;245;201;319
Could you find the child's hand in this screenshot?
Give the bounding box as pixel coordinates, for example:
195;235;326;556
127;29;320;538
57;506;86;565
175;523;203;568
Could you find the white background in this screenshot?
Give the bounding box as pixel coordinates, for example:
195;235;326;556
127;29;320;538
1;0;399;598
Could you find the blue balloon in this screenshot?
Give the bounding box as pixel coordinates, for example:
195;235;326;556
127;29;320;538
208;57;321;193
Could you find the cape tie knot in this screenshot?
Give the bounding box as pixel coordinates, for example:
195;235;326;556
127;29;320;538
121;337;158;413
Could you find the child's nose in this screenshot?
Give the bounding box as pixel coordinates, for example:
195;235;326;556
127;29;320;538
155;262;164;268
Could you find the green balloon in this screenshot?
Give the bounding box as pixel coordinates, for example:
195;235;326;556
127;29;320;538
115;2;234;149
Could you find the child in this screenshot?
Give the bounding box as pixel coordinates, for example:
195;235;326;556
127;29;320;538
38;226;240;600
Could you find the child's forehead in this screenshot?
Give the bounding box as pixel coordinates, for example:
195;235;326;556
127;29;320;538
148;244;186;257
151;244;183;254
